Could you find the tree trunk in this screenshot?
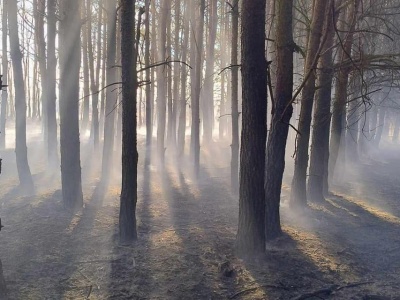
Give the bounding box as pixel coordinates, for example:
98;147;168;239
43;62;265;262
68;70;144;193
101;0;118;186
265;0;294;240
235;0;267;257
119;0;138;243
1;0;8;150
46;0;59;167
329;0;359;182
202;0;217;144
81;0;90;134
8;0;34;190
307;1;339;203
170;0;181;152
59;0;83;210
88;0;101;148
191;0;205;175
177;1;189;157
157;0;169;164
374;106;386;148
144;0;152;150
230;0;239;194
290;0;329;207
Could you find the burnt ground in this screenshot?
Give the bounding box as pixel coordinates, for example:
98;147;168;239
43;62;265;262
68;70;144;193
0;126;400;299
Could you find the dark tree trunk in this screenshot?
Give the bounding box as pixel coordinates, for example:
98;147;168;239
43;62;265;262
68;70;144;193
46;0;59;167
265;0;294;240
307;2;339;203
329;0;359;182
144;0;152;150
59;0;83;210
101;0;118;186
119;0;138;243
8;0;34;190
1;0;8;150
230;0;239;194
290;0;328;207
235;0;267;257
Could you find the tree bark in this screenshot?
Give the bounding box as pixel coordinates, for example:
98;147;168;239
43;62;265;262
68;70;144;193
1;0;8;150
101;0;118;186
329;0;360;182
265;0;294;240
8;0;34;190
46;0;59;167
236;0;267;257
191;0;205;175
308;1;340;203
202;0;218;144
157;0;169;164
290;0;329;207
119;0;138;243
88;0;101;148
177;1;190;157
230;0;239;194
81;0;90;133
144;0;152;150
59;0;83;210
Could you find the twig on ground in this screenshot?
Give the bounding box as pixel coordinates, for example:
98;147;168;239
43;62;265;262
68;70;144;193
229;283;289;299
86;285;93;299
292;281;374;300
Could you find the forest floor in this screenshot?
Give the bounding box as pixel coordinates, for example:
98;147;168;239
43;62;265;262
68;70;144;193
1;122;400;299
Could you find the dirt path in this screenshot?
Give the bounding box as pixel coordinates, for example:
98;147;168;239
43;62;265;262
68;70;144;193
0;137;399;299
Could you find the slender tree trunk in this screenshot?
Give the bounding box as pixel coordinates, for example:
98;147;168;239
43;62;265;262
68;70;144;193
203;0;217;143
119;0;138;243
308;1;339;203
81;0;90;134
230;0;239;194
265;0;294;240
329;0;359;182
59;0;83;209
374;106;386;148
1;0;8;150
290;0;329;207
99;5;107;140
157;0;169;164
191;0;205;175
101;0;118;186
88;0;101;148
144;0;152;150
46;0;58;167
177;1;189;157
236;0;267;257
170;0;181;151
8;0;34;190
35;0;47;138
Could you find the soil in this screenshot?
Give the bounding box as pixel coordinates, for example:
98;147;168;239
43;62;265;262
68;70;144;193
0;124;400;299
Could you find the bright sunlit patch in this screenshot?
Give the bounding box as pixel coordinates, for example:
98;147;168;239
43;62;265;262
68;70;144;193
65;212;83;234
324;198;358;217
335;192;400;225
285;226;358;282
